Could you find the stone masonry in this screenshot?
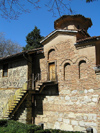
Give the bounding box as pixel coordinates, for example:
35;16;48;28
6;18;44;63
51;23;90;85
35;15;100;133
0;15;100;133
0;58;28;119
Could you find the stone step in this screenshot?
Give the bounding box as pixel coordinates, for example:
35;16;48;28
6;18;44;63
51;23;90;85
38;82;43;85
3;113;9;117
3;116;8;118
35;88;39;91
20;90;27;93
18;93;25;96
36;85;40;88
9;105;16;109
15;98;22;101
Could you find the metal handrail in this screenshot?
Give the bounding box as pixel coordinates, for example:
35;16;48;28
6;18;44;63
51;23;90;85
26;69;57;89
35;70;57;81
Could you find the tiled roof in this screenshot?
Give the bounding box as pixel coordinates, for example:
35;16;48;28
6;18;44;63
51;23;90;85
54;14;92;29
78;29;90;37
76;36;100;44
0;47;43;61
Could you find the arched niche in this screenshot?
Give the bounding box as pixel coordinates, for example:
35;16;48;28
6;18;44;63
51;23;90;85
48;49;56;60
79;60;87;79
64;63;71;80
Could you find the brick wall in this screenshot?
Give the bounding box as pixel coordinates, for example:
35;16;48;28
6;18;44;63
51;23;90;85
35;33;100;133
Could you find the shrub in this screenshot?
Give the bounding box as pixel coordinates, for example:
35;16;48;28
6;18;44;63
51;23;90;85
0;120;84;133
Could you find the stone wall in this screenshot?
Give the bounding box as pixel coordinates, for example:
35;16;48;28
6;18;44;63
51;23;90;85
17;95;32;124
0;32;100;132
35;34;100;133
35;89;99;133
0;59;28;89
0;89;16;119
0;58;28;119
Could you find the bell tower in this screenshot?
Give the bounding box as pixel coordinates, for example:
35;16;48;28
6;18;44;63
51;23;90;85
54;14;92;32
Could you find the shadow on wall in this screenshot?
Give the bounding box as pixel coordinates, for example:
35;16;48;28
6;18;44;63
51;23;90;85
11;84;59;124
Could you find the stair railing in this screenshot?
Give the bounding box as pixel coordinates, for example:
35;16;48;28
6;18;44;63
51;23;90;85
34;70;57;82
3;70;58;118
32;70;58;90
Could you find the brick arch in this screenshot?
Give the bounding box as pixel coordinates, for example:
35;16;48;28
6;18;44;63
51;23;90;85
74;57;89;79
47;46;58;61
79;60;87;79
74;56;89;65
60;59;73;80
64;63;71;80
60;59;73;66
48;49;55;60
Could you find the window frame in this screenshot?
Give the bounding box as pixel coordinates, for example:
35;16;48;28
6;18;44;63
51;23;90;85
2;63;8;77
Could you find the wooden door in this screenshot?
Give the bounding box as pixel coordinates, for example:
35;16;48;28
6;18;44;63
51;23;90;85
49;62;56;81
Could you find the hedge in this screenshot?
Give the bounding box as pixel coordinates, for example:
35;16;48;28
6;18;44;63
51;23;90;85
0;120;84;133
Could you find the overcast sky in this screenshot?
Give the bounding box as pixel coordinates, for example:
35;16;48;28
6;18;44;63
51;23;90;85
0;0;100;47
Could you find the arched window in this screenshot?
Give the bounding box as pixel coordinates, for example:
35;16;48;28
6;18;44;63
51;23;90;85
64;63;71;80
48;49;55;60
79;60;87;79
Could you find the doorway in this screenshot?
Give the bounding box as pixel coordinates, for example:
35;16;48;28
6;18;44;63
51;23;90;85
49;62;56;81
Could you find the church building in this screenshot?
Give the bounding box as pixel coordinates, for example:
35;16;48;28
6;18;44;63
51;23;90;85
0;14;100;133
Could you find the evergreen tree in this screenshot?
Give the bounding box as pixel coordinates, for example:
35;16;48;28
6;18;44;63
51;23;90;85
23;26;44;51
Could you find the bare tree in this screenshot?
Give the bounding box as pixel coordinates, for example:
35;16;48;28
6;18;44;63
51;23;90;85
0;33;22;57
0;0;73;20
86;0;96;2
0;0;97;20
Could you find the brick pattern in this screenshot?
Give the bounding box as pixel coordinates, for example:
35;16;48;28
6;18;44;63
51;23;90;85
0;26;100;133
35;35;99;133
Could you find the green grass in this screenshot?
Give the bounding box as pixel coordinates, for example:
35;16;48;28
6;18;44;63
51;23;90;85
0;120;83;133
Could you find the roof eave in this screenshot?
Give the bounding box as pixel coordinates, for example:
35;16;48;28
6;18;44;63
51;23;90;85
40;29;78;44
74;36;100;47
0;47;43;61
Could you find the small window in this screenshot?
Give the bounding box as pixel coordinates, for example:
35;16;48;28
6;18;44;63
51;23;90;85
77;25;80;29
3;64;8;77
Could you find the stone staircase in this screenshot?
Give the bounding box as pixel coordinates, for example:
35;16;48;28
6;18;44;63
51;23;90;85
35;81;43;90
3;83;28;119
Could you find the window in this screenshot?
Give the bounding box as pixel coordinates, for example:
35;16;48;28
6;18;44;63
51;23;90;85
49;62;56;81
3;64;8;77
77;25;80;29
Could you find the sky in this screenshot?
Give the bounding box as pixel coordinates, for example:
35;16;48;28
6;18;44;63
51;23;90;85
0;0;100;48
